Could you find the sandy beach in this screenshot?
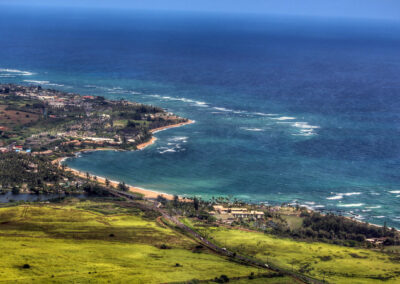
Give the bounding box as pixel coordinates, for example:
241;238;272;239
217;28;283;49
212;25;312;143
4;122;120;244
54;120;195;200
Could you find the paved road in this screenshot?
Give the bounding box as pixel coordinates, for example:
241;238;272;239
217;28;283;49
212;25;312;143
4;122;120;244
107;188;324;284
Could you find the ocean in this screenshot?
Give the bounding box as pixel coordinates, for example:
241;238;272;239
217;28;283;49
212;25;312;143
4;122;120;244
1;6;400;227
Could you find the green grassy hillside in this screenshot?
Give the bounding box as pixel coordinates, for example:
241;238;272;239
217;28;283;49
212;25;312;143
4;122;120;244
187;219;400;284
0;199;265;283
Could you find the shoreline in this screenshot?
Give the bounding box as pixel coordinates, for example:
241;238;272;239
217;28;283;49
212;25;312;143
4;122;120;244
56;119;195;200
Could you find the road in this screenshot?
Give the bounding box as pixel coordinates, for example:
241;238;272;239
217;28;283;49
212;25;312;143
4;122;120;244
107;188;324;284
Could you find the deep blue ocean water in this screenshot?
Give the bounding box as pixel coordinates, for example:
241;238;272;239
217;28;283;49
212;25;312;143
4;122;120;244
1;6;400;226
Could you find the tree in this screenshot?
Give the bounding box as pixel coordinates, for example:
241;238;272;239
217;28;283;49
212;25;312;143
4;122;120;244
11;186;20;195
173;195;179;208
193;197;199;211
118;182;128;192
105;178;110;187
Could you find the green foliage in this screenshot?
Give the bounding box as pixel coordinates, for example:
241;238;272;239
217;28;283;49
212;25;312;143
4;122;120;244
200;225;400;283
0;200;259;283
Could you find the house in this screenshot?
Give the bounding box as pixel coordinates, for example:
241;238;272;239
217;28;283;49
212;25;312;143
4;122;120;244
365;237;387;245
212;205;264;219
0;147;9;153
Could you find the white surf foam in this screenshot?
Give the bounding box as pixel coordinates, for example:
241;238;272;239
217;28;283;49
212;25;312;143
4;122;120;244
253;112;277;116
23;80;64;87
365;205;381;209
213;107;232;112
272;116;296;120
241;127;264;132
314;205;325;208
337;203;364;207
290;121;320;136
389;190;400;194
169;136;188;142
326;195;343;200
327;192;361;200
343;192;362;196
0;68;34;76
158;148;177;154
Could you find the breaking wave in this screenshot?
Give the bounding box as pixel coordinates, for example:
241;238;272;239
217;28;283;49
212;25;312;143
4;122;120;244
0;68;34;76
337;203;364;207
23;80;64;87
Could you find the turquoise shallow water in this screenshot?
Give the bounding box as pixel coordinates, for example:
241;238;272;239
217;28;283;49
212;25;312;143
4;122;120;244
1;7;400;226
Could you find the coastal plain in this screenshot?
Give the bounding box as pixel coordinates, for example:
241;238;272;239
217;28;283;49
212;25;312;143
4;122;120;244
184;218;400;283
0;199;263;283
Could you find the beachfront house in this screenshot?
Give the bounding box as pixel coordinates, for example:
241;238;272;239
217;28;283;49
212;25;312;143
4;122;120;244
212;205;264;220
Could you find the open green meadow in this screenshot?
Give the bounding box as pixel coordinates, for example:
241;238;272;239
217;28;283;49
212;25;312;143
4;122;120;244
186;219;400;283
0;199;265;283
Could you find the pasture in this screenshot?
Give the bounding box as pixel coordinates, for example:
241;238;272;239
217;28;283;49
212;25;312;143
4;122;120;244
0;199;263;283
189;220;400;284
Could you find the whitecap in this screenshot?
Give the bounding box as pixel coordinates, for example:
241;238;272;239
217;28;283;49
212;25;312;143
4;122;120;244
23;80;64;87
169;136;188;142
24;80;49;84
271;116;296;120
326;195;343;200
373;216;385;219
389;190;400;194
159;148;177;154
292;122;320;129
365;205;381;209
213;107;232;112
0;68;34;76
241;127;264;132
327;192;361;200
342;192;362;196
253;112;277;116
337;203;364;207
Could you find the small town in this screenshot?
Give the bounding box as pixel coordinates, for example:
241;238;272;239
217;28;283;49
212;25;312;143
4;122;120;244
0;84;188;155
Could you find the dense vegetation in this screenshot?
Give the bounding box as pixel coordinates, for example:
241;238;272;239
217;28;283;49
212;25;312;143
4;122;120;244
0;152;75;194
0;152;117;196
297;211;398;245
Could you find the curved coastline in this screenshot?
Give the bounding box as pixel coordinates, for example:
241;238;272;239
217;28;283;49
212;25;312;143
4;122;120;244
55;120;195;200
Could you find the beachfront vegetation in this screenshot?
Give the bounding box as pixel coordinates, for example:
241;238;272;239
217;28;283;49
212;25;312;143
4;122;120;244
166;197;399;248
0;199;266;283
0;152;80;194
184;218;400;283
0;152;119;196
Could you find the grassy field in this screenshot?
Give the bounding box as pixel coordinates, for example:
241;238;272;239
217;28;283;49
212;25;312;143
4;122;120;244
185;219;400;283
221;276;299;284
0;199;265;283
0;105;39;127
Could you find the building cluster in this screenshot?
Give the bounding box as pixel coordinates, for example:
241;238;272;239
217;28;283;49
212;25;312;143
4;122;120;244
211;205;264;223
0;143;31;153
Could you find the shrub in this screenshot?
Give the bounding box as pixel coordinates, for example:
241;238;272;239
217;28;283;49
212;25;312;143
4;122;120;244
214;275;229;283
